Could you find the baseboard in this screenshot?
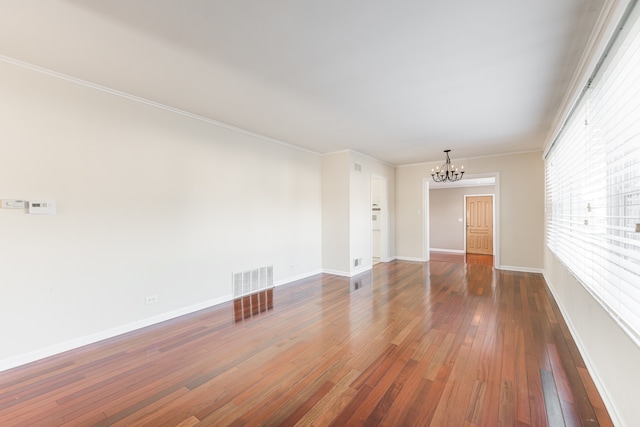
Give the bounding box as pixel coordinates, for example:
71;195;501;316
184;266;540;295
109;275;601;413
322;268;351;277
394;256;426;262
349;265;372;277
275;269;323;286
0;269;324;373
498;265;544;274
542;273;621;427
0;294;232;373
430;248;465;254
322;266;373;278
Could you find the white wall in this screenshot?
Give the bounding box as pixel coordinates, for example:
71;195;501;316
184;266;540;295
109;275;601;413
539;2;640;423
321;151;351;275
349;151;395;276
396;151;544;270
321;150;395;276
0;60;322;370
544;249;640;426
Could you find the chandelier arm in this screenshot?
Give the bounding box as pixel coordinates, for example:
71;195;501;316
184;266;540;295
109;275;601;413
431;150;465;183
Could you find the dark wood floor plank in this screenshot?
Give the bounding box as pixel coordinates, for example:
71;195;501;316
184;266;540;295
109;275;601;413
541;369;566;426
0;259;613;426
526;354;549;427
577;367;614;427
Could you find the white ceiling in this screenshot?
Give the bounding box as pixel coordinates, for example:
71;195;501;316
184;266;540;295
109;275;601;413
0;0;606;165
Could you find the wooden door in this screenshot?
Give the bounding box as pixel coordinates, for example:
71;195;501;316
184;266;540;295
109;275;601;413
466;196;493;255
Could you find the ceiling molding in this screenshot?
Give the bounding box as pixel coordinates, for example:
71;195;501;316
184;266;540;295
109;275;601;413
0;54;321;158
396;149;544;168
1;1;609;164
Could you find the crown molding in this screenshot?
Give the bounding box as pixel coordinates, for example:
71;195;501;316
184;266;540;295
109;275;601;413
0;54;321;157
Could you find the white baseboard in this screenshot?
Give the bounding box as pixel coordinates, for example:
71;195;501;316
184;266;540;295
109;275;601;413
322;268;351;277
498;265;544;274
430;248;465;254
542;273;621;427
0;294;232;373
394;256;426;262
350;265;372;277
322;266;373;278
275;269;322;286
0;269;324;373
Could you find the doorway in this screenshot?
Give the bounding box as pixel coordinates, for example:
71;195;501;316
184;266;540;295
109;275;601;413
465;195;494;255
371;175;388;264
423;173;501;268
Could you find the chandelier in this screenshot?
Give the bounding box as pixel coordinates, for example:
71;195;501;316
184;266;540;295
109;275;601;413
431;150;464;182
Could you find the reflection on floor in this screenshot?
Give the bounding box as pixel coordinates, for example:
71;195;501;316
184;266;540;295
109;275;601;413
233;288;274;322
350;270;373;291
430;251;494;266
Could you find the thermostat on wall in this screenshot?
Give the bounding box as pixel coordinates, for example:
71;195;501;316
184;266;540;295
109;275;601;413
1;199;26;209
29;200;56;215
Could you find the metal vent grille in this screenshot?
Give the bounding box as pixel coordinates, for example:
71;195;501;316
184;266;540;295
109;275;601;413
232;265;274;298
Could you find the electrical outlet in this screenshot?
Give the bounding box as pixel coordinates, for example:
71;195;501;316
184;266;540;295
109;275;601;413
145;295;159;305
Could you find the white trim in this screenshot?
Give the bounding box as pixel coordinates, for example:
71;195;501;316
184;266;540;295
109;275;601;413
349;149;395;168
493;173;501;269
394;256;425;262
423;178;431;262
0;54;320;157
371;174;389;267
425;172;501;269
499;265;544;274
0;268;324;373
0;294;231;373
321;149;395;168
321;149;352;156
397;149;543;168
275;269;323;286
322;268;351;277
350;265;373;277
543;272;622;427
430;248;465;254
323;266;373;277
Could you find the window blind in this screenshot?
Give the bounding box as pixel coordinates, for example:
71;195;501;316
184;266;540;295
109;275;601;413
546;2;640;347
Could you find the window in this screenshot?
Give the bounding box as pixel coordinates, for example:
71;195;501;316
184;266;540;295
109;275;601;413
546;3;640;347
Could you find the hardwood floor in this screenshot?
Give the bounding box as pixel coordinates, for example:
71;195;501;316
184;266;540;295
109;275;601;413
0;260;612;426
430;251;494;266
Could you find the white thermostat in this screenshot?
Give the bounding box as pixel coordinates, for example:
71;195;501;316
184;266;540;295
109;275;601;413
1;199;26;209
29;200;57;215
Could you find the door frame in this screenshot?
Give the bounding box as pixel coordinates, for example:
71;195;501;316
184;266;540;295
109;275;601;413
423;172;501;269
463;194;495;255
371;174;389;263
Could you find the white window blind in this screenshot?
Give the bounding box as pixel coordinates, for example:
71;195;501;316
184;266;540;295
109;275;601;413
546;3;640;347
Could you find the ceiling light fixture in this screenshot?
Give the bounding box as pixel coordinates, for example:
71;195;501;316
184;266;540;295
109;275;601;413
431;149;464;183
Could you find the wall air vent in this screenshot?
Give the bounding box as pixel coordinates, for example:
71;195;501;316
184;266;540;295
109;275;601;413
354;162;362;172
232;265;274;298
